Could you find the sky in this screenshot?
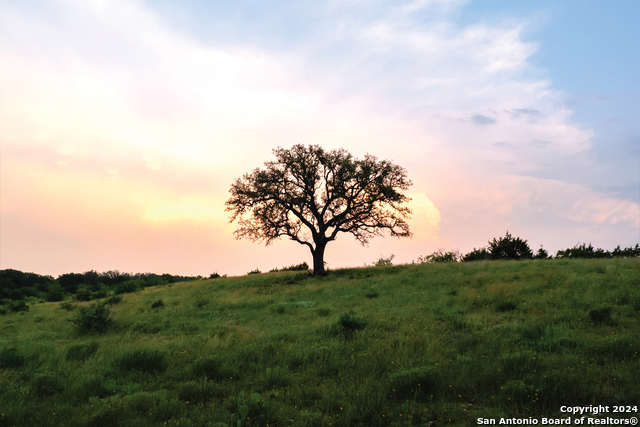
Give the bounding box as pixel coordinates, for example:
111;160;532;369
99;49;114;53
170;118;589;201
1;0;639;277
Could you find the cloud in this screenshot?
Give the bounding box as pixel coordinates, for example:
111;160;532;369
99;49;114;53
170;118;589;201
471;114;497;125
508;108;544;119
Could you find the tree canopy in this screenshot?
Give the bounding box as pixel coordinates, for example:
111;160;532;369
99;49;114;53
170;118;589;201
225;144;413;275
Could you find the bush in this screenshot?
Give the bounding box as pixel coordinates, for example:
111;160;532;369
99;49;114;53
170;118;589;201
280;262;310;272
374;254;395;267
462;247;491;262
70;376;112;402
191;357;223;381
114;280;142;294
69;301;115;334
364;290;379;298
248;268;261;275
107;295;122;305
534;245;551;259
417;249;460;263
339;313;367;331
75;288;92;301
209;272;221;279
496;301;518;312
59;301;77;311
612;244;640;258
589;307;615;325
388;366;436;400
0;348;25;369
556;243;611;259
91;289;108;299
151;299;164;309
9;300;29;313
488;231;533;260
32;373;64;398
114;349;167;373
8;289;23;300
66;342;99;361
46;285;65;302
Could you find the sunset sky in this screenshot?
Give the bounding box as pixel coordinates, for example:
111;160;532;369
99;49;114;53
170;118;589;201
1;0;638;277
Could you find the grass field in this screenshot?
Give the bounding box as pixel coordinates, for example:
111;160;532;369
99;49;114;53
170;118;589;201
1;258;639;426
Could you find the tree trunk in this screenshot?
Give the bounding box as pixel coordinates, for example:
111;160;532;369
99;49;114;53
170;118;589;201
312;241;327;276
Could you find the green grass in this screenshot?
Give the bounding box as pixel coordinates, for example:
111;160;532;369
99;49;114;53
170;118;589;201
1;258;639;426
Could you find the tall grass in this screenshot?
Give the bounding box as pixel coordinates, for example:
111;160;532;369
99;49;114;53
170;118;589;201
0;258;638;426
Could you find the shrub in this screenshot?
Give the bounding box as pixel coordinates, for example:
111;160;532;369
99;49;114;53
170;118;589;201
9;300;29;313
589;307;615;325
177;380;224;404
192;357;224;381
339;313;367;331
70;376;112;402
75;288;92;301
612;244;640;258
107;295;122;305
281;262;310;272
151;299;164;309
364;290;379;298
69;301;115;334
8;289;23;300
248;268;261;275
260;366;292;389
115;280;142;294
46;285;65;302
374;254;395;267
462;247;491;262
59;301;77;311
209;272;221;279
91;289;108;299
316;308;331;317
488;231;533;260
417;249;460;263
388;366;436;400
66;342;99;361
496;301;518;312
534;245;551;259
556;243;611;259
114;349;167;373
194;298;209;309
0;348;25;369
32;373;64;398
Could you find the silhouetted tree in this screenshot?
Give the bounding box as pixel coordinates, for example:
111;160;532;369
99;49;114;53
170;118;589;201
556;243;611;259
226;144;413;275
612;244;640;257
488;231;533;260
461;247;491;262
534;245;551;259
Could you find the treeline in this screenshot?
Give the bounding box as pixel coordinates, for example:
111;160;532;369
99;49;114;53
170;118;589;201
417;231;640;263
0;270;204;314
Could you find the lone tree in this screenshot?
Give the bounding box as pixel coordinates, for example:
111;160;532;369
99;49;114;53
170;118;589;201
226;144;413;275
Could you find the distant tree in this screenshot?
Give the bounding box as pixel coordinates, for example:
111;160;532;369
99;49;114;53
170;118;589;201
374;254;395;267
226;145;413;275
417;249;460;263
612;244;640;258
488;231;533;260
461;247;491;262
57;273;85;294
556;243;611;259
533;245;551;260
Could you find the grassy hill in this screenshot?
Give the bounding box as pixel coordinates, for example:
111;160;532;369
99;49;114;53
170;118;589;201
1;258;639;426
